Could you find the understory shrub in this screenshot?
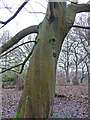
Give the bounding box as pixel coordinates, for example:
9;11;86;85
2;71;18;86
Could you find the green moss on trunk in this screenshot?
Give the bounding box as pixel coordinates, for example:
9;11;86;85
15;2;77;118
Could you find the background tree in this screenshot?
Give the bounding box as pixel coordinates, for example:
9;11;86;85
74;13;90;83
57;34;74;84
57;12;89;85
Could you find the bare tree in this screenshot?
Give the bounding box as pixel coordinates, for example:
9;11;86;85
74;13;90;83
0;0;90;118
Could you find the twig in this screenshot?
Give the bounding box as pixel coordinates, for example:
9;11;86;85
0;0;29;29
0;41;36;58
0;63;23;74
0;40;38;74
72;25;90;29
19;44;35;74
24;8;45;14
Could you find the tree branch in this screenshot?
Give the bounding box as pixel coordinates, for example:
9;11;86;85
49;2;54;18
19;43;35;74
0;0;29;28
35;1;46;10
0;41;36;58
75;4;90;13
78;54;88;65
0;0;13;12
0;25;39;55
0;63;22;74
48;2;55;22
0;39;38;74
24;8;46;14
72;25;90;29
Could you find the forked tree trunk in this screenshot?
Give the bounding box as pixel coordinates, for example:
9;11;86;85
14;2;88;118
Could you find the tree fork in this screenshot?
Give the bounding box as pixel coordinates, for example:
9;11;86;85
11;2;90;118
14;3;75;118
0;2;90;119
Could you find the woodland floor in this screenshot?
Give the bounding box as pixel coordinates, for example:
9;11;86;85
2;84;89;119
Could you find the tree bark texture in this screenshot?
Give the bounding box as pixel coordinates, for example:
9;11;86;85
14;2;90;118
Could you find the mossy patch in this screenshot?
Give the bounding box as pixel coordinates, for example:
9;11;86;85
66;3;75;8
34;37;40;46
27;86;33;97
39;21;43;29
14;110;20;118
36;37;40;42
25;82;28;86
14;100;22;118
19;102;22;110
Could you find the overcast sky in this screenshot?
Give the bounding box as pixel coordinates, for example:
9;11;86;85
0;0;47;36
0;0;89;36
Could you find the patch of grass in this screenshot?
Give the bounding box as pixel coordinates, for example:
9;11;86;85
14;110;20;118
71;94;74;97
66;94;75;98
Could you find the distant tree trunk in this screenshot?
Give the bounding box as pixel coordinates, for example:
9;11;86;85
81;66;84;83
14;2;90;118
66;62;70;83
72;48;79;85
66;39;70;83
75;61;79;85
87;29;90;83
66;65;70;83
85;61;90;83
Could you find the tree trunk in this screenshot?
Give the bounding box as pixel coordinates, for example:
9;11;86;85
75;62;79;85
66;39;70;83
72;60;79;85
72;47;79;85
66;62;70;83
14;3;79;118
81;66;84;83
85;61;90;83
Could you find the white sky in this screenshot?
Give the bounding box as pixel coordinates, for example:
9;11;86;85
0;0;47;36
0;0;89;36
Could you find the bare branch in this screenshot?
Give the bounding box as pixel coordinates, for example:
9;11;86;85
0;0;30;28
19;44;35;74
0;41;36;58
0;21;5;24
35;2;46;9
0;0;13;12
67;0;78;4
75;4;90;13
0;63;22;74
49;2;54;17
48;2;55;22
24;8;45;14
78;54;88;65
28;12;45;14
0;39;38;74
72;25;90;29
0;25;39;55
